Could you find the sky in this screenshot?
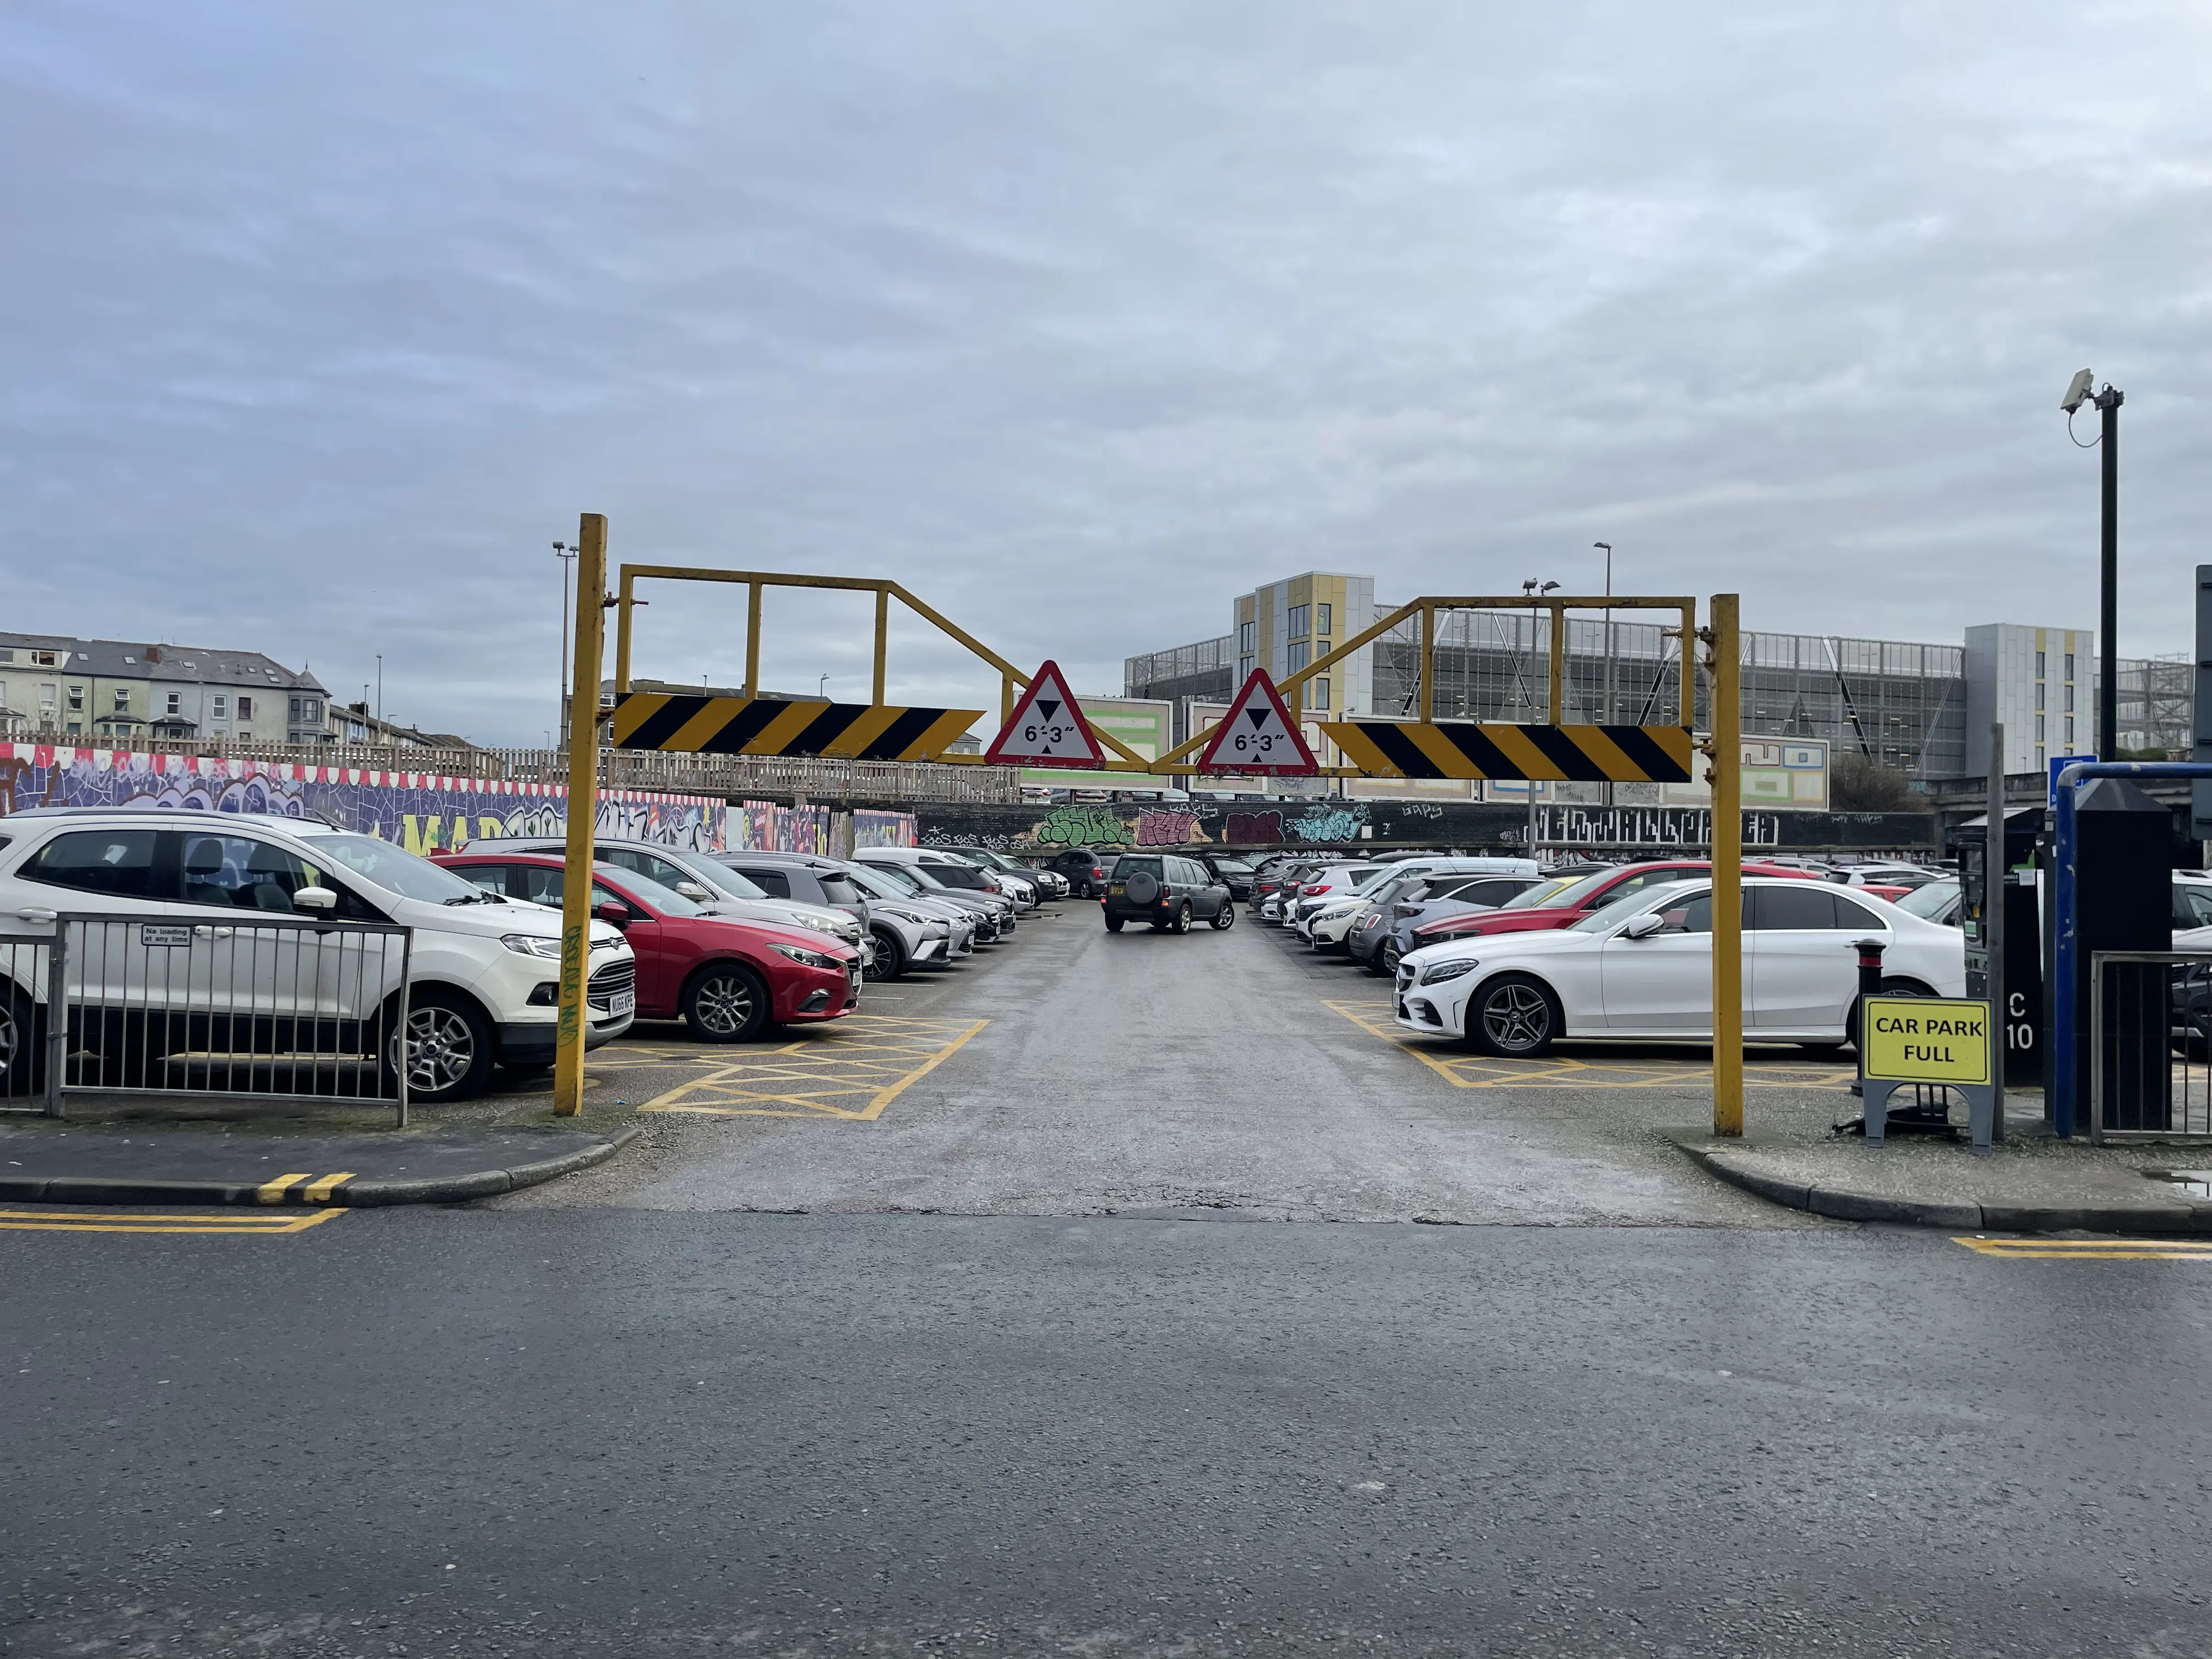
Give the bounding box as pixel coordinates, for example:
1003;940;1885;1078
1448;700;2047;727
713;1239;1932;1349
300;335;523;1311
2;1;2207;744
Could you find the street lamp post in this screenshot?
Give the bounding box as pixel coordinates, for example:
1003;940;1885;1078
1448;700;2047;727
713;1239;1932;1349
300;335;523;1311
1594;542;1614;808
2062;371;2124;759
553;541;579;747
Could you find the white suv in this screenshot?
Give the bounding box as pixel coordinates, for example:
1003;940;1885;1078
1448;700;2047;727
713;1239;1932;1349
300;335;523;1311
0;809;634;1103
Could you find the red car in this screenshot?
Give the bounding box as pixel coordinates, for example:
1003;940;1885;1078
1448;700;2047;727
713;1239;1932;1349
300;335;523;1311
1407;859;1823;949
433;852;859;1041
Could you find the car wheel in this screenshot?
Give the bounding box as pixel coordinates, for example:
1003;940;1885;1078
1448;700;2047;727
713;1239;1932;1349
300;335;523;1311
1210;903;1235;931
0;983;44;1101
388;987;495;1103
1104;915;1125;933
1844;977;1934;1050
1468;973;1560;1058
1381;939;1403;974
1171;901;1192;935
683;963;771;1043
865;927;907;983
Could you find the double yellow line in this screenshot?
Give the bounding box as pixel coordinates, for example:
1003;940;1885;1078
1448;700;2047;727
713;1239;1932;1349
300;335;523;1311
0;1208;343;1235
1955;1236;2212;1261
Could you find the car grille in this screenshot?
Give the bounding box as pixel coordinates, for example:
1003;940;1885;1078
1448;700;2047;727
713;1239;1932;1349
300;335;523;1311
588;961;635;1009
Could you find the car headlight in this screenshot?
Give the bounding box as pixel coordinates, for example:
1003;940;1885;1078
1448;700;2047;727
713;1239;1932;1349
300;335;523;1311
1419;958;1480;985
771;943;845;970
500;933;566;960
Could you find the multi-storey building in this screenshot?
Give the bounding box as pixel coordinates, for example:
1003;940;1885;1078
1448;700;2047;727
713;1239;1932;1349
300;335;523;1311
0;633;334;744
1125;572;2183;783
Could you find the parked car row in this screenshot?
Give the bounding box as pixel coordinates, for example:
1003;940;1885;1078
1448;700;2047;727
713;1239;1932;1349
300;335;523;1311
0;808;1066;1111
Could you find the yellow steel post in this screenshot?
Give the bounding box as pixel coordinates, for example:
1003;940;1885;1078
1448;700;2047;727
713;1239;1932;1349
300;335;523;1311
612;568;635;695
1418;603;1436;721
1708;592;1743;1136
873;588;889;705
1548;601;1566;722
1001;674;1014;725
744;582;762;698
554;512;607;1118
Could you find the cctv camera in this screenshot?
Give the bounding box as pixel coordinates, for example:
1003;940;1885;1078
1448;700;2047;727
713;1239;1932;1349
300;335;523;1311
2061;369;2095;414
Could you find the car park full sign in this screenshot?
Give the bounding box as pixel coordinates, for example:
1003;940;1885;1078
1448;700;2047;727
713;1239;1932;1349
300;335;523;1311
1196;669;1319;776
985;661;1107;769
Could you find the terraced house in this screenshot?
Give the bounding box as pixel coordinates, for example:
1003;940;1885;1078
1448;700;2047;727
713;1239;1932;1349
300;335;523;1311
0;632;334;744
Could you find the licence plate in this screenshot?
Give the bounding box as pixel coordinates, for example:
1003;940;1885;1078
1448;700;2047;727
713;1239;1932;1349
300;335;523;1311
608;991;635;1019
1109;884;1124;895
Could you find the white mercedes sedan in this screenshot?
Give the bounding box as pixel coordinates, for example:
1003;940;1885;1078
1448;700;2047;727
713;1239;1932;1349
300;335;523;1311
1392;877;1966;1056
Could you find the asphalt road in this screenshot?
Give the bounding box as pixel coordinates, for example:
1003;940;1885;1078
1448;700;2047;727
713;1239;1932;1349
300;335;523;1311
10;901;2212;1656
524;901;1836;1223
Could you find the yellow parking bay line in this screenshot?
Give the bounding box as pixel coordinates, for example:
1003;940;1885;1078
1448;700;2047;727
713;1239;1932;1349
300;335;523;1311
1324;1000;1859;1091
636;1014;989;1120
0;1208;344;1235
1954;1237;2212;1260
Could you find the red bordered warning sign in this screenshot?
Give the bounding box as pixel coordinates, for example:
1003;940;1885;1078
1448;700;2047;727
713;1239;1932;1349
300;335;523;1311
1196;669;1319;775
983;660;1106;769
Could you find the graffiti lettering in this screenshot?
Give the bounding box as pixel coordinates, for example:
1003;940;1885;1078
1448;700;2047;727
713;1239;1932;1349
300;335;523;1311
1033;804;1132;848
1135;809;1205;847
1284;805;1369;844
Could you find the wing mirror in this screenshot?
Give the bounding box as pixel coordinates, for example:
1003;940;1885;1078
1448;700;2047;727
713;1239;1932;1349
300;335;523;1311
293;886;339;913
674;881;713;900
1620;911;1667;940
593;900;633;929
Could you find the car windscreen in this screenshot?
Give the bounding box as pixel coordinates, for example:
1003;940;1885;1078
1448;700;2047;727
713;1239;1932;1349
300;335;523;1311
1897;879;1959;919
309;833;490;904
1530;870;1630;911
605;865;704;917
1115;856;1164;879
815;873;862;907
847;864;918;900
1211;859;1254;874
695;857;768;899
1501;876;1578;909
922;863;994;890
1347;866;1386;887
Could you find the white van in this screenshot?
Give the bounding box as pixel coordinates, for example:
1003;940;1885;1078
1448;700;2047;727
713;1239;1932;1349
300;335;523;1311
0;809;634;1103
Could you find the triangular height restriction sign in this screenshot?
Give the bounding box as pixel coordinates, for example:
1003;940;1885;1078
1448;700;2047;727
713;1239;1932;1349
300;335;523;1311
984;660;1107;769
1196;668;1320;775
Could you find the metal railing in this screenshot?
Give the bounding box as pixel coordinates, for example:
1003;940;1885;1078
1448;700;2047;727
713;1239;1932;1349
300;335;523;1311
2090;949;2212;1143
0;914;414;1126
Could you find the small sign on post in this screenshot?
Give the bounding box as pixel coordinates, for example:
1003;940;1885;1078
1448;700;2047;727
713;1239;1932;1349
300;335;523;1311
1861;995;1997;1152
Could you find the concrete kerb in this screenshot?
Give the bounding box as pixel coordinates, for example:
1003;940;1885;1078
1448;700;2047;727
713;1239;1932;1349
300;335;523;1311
0;1123;641;1209
1664;1127;2212;1234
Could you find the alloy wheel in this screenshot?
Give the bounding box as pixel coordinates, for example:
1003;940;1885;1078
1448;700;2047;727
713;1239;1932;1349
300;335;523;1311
693;973;756;1037
401;1006;477;1092
1479;982;1552;1053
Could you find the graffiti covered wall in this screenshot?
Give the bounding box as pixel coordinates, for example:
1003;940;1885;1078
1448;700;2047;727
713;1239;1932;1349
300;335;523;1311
917;798;1937;853
0;744;726;851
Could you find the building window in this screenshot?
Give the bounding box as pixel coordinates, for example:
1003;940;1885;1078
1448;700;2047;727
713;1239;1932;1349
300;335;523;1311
31;650;57;668
38;684;55;709
166;692;180;715
1238;621;1256;654
2065;653;2075;680
212;694;228;719
1238;655;1255;682
2035;650;2046;678
289;695;321;724
1316;603;1332;636
2035;683;2045;710
236;695;253;719
1286;604;1310;639
66;684;84;712
2036;714;2046;742
112;687;130;712
2036;743;2046;766
1287;640;1311;673
2065;718;2075;746
2064;685;2074;712
1310;677;1329;710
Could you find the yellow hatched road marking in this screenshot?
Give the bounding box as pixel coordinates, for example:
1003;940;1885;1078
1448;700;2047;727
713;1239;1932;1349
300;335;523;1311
636;1014;989;1120
1953;1237;2212;1259
304;1172;356;1203
0;1208;344;1235
1324;1001;1858;1091
256;1173;311;1203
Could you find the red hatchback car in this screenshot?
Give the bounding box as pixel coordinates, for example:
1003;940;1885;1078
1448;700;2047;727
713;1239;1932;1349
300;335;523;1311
433;853;860;1041
1407;859;1821;950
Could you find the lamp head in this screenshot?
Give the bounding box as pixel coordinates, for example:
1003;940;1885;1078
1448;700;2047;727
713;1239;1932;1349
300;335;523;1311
2061;369;2095;414
1539;580;1561;594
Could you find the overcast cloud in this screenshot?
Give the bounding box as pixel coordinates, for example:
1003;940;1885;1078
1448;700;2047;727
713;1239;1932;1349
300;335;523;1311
2;2;2207;742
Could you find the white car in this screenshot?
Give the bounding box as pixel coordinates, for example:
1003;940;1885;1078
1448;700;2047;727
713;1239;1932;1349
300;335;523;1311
1305;895;1371;949
1393;877;1965;1056
856;848;1019;932
842;861;978;961
0;808;635;1103
1289;863;1390;928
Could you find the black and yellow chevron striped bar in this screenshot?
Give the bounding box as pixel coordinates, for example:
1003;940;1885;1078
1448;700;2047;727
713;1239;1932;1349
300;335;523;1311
1319;721;1696;783
611;692;984;761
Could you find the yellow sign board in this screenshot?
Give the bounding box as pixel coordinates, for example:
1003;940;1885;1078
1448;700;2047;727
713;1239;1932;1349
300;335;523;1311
1861;997;1992;1086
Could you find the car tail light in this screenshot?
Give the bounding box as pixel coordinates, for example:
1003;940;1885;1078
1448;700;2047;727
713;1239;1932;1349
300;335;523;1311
1301;883;1327;896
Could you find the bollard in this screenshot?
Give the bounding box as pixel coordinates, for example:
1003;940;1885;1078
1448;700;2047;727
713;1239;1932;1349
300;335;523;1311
1849;937;1884;1100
